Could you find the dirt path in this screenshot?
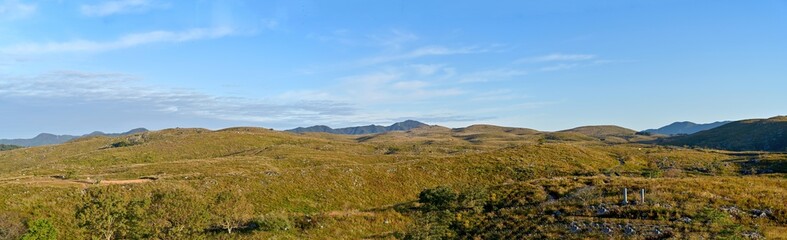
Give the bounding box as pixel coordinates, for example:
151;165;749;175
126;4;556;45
0;176;155;187
99;179;154;185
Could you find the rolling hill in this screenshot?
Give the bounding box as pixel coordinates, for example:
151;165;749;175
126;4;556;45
666;116;787;151
287;120;428;135
0;122;784;239
558;125;657;143
644;121;731;136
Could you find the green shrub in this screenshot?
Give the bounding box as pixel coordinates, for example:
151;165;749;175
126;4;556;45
21;219;58;240
418;186;457;211
253;213;292;231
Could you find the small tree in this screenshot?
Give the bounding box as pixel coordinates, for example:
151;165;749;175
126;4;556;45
210;190;254;234
76;187;146;240
145;189;210;239
21;219;58;240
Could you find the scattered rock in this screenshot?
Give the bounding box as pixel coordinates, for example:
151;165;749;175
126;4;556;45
568;222;581;233
601;225;614;234
751;209;768;218
596;206;609;216
742;231;764;239
624;225;636;235
553;210;562;217
680;217;692;223
722;206;744;216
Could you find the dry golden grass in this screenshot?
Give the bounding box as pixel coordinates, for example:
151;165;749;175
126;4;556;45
0;125;784;239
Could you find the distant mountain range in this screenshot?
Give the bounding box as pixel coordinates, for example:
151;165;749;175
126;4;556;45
665;116;787;151
644;121;731;135
0;128;148;147
287;120;428;135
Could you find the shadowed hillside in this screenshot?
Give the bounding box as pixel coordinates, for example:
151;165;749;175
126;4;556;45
644;121;731;136
666;116;787;151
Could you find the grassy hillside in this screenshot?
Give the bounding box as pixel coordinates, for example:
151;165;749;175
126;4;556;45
0;125;785;239
559;125;658;143
667;116;787;151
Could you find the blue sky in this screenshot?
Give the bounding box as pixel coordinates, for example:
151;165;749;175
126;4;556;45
1;0;786;138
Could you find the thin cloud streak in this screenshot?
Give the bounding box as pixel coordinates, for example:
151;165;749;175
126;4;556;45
0;0;36;20
80;0;164;17
517;53;596;63
1;27;235;54
358;45;488;66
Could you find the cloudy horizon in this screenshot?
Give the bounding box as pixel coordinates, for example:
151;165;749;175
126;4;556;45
2;0;786;138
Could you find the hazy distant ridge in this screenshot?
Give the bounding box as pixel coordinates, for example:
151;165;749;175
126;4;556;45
0;128;148;147
287;120;427;135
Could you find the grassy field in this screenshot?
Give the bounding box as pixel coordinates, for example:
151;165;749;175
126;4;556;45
0;126;785;239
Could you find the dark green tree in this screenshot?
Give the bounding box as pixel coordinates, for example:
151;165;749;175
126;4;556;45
418;186;457;211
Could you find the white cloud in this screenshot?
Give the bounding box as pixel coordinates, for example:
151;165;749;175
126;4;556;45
1;27;235;54
0;71;482;129
368;29;418;50
360;45;487;66
80;0;165;17
460;68;528;83
0;71;355;124
332;66;465;104
392;81;429;90
517;53;596;63
0;0;36;20
470;89;525;102
410;64;446;76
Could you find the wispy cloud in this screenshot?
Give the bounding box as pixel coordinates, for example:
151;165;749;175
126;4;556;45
1;27;235;54
359;45;487;66
512;53;605;72
0;71;355;124
337;66;464;103
80;0;165;17
460;68;528;83
517;53;596;63
0;70;483;129
368;29;418;50
0;0;36;20
312;29;418;49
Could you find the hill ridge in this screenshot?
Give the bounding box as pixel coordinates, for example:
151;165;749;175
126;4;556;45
287;120;428;135
644;121;731;135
